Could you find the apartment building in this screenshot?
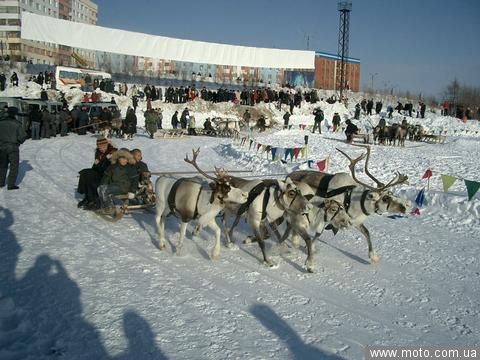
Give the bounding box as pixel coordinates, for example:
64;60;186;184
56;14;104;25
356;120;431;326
0;0;97;65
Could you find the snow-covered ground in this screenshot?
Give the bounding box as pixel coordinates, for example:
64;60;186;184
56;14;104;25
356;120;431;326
0;84;479;359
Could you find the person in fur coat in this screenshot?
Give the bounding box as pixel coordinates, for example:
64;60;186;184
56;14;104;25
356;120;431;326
97;149;138;214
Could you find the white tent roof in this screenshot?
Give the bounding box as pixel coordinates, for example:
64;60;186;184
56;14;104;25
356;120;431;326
21;12;315;69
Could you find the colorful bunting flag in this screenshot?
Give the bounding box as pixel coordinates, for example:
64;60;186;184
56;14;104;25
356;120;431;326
308;160;314;168
300;148;307;158
249;139;253;150
271;147;277;160
411;207;421;216
256;143;262;151
441;175;457;192
293;148;301;160
422;169;433;179
415;188;425;207
317;159;327;172
464;180;480;201
284;148;291;161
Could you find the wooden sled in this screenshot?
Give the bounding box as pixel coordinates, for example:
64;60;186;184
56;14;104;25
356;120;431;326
155;129;187;139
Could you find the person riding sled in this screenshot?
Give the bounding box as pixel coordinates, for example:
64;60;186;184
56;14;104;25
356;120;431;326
97;149;138;215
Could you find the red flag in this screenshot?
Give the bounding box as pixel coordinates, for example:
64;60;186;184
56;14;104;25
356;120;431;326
411;207;421;216
316;159;327;172
256;143;262;151
422;169;432;179
293;148;301;159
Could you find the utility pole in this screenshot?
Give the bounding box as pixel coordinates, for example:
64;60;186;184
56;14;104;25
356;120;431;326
336;2;352;100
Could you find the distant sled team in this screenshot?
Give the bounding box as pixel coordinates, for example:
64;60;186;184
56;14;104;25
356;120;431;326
153;145;410;273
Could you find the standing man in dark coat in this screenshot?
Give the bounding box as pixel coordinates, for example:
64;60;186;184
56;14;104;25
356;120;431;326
0;72;6;91
354;103;361;119
0;107;27;190
366;99;374;115
123;107;137;139
180;108;189;129
29;106;42;140
40;107;51;139
312;108;324;134
171;111;179;129
283;111;291;129
77;105;90;135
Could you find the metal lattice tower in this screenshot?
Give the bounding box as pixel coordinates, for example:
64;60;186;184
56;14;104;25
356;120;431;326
336;2;352;99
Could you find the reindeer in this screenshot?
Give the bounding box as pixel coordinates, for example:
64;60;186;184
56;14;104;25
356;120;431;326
395;124;408;146
276;197;352;272
154;149;248;259
227;176;312;267
288;145;409;263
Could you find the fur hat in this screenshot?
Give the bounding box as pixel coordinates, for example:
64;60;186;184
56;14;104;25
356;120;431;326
110;149;135;165
96;137;109;147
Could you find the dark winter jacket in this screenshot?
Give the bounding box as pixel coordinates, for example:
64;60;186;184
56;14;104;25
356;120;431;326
345;121;358;136
101;163;138;194
135;160;149;177
29;108;42;123
171;112;179;128
92;144;117;174
0;111;27;151
314;109;324;122
100;150;138;194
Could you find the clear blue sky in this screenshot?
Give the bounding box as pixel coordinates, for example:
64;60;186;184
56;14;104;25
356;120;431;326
95;0;480;98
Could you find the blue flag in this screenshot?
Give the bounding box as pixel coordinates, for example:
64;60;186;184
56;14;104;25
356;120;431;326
415;188;425;207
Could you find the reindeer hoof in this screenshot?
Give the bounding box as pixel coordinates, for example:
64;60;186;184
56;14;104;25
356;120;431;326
369;251;380;263
159;243;166;251
210;250;220;260
305;260;315;273
226;242;239;250
263;260;277;268
243;236;256;244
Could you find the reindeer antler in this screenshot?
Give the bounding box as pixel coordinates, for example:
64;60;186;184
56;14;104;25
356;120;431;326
340;145;409;191
382;171;409;189
336;147;377;190
184;148;216;181
350;144;385;188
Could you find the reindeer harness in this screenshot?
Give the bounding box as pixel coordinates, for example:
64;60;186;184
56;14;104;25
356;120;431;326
167;179;207;222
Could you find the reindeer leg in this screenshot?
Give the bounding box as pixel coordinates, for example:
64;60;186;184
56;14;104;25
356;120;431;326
268;217;285;243
206;219;221;260
301;233;315;273
229;214;241;243
222;212;237;249
156;212;166;250
176;222;188;256
255;228;275;267
355;224;379;263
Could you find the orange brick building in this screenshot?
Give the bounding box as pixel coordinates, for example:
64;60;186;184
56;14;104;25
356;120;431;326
314;51;360;92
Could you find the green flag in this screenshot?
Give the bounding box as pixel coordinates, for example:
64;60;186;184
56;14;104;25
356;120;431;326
464;180;480;201
441;175;457;192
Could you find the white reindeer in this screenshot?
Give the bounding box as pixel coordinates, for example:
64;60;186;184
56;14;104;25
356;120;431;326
289;144;409;263
155;149;247;259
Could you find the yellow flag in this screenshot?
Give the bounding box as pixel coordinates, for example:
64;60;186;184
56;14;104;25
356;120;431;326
441;175;457;192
